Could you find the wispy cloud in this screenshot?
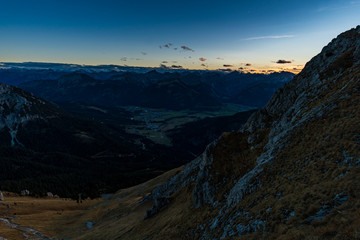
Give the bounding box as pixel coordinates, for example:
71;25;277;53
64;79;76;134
317;1;360;12
242;35;294;41
199;57;207;62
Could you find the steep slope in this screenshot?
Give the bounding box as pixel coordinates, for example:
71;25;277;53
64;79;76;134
60;26;360;239
167;110;256;157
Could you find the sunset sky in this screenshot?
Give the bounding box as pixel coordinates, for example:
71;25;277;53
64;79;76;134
1;0;360;73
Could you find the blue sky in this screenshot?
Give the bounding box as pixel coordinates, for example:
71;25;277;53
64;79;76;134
1;0;360;72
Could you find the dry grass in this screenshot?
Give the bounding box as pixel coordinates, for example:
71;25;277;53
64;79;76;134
0;193;100;240
54;166;191;240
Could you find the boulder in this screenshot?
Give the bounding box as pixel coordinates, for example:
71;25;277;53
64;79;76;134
21;189;30;196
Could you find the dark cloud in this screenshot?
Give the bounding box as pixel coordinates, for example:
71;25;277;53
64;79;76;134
223;64;233;67
159;64;168;69
245;63;252;66
199;57;207;62
250;69;256;72
171;65;183;69
218;68;233;72
275;59;293;64
135;58;142;61
174;48;178;50
238;67;244;70
161;61;168;63
141;52;147;55
216;57;224;60
181;45;194;52
172;61;178;63
160;43;173;49
201;64;206;67
120;57;127;61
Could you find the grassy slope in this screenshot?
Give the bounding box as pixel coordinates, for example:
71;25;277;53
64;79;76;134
54;167;184;240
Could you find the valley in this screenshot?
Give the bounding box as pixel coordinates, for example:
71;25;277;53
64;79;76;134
0;68;287;200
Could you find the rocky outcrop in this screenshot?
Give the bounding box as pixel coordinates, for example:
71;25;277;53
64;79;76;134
0;191;3;201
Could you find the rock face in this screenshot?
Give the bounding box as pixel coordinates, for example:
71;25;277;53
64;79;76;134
0;83;49;146
0;191;3;201
141;26;360;239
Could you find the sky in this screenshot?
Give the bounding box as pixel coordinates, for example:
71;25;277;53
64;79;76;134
1;0;360;73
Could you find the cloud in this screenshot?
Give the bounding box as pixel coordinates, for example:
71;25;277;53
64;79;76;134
174;48;178;50
243;35;295;41
171;65;183;69
275;59;293;64
199;57;207;62
141;52;147;55
181;45;194;52
245;63;252;66
159;64;168;69
238;67;244;70
172;61;178;63
161;61;168;63
160;43;173;49
223;64;233;67
218;68;232;72
216;57;224;60
201;64;207;67
120;57;127;61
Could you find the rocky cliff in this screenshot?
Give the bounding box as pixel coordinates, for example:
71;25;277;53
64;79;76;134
57;26;360;240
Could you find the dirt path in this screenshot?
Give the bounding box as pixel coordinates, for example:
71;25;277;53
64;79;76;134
0;202;53;240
